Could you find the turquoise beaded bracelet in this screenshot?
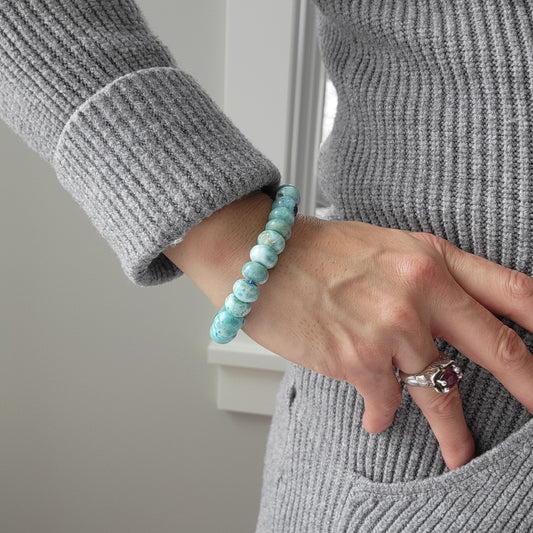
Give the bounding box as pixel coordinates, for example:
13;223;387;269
209;184;301;344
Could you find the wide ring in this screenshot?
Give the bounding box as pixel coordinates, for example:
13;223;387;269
398;356;463;394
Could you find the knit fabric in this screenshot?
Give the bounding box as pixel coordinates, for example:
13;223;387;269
258;360;533;532
1;1;533;531
258;1;533;531
0;0;280;285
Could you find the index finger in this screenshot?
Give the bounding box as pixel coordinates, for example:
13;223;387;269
437;237;533;333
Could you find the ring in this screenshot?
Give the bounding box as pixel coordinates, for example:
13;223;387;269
398;356;463;394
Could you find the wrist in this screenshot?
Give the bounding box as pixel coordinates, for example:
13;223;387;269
163;191;273;305
208;185;302;343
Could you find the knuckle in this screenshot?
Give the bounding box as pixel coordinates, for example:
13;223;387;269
493;324;528;369
379;301;419;329
505;269;533;303
400;254;442;287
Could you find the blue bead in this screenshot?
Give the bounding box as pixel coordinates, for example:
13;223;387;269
265;219;292;239
242;261;269;284
257;229;285;254
210;322;237;344
233;279;260;302
276;184;300;205
211;307;244;338
250;244;278;269
272;196;296;214
269;206;295;226
225;294;252;317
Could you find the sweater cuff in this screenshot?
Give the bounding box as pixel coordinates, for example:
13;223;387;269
53;66;281;286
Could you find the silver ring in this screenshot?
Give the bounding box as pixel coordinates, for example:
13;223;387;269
399;356;463;394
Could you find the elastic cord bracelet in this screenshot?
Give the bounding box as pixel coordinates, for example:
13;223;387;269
209;184;301;344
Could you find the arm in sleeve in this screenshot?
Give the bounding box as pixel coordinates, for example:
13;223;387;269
0;0;281;285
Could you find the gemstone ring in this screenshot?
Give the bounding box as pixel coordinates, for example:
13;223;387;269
398;356;463;394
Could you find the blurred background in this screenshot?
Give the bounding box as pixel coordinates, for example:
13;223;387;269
0;1;282;531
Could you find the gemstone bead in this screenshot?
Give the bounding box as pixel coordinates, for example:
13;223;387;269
211;308;245;338
250;244;278;269
272;196;297;215
257;230;285;254
242;261;269;284
210;184;300;345
210;322;237;344
225;294;252;317
269;206;295;226
233;279;260;302
266;219;291;239
276;184;301;204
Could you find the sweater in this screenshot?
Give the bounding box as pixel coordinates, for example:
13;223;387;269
1;1;532;532
0;0;280;286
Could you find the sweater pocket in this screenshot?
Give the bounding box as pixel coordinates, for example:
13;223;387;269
335;418;533;532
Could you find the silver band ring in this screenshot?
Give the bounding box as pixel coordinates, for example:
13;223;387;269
399;356;463;394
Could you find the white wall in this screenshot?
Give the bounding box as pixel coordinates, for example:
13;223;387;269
0;2;274;532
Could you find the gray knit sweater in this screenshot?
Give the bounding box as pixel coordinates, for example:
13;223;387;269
1;1;533;532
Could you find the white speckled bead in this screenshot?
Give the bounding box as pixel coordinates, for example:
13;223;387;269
257;229;285;254
272;196;297;214
269;206;295;226
266;219;291;239
250;244;278;269
242;261;269;284
233;279;260;303
211;308;245;338
276;184;301;204
225;294;252;317
209;323;236;344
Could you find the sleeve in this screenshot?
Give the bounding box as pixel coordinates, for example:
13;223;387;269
0;0;281;286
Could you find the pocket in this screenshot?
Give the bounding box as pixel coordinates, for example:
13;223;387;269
356;417;532;494
335;418;533;532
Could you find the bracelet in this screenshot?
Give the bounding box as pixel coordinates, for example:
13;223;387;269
209;184;301;344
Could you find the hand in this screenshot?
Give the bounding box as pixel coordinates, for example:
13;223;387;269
165;192;533;470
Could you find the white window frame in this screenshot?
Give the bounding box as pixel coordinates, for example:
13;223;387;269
208;0;326;416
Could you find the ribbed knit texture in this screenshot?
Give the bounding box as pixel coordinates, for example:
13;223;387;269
315;0;533;275
53;66;280;285
0;0;280;285
257;1;533;531
1;1;533;531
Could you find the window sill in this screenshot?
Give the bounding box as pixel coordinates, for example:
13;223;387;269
207;331;287;416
